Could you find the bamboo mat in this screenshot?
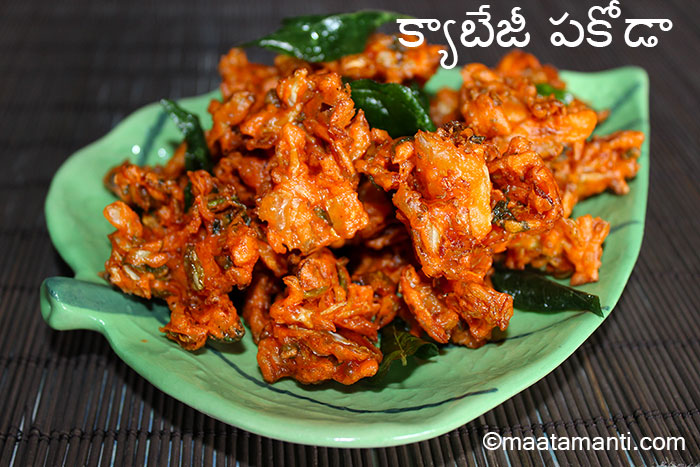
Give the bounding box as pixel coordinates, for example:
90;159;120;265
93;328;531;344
0;0;698;465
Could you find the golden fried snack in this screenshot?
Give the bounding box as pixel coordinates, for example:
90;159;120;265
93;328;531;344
351;246;412;329
505;215;610;285
256;249;383;384
103;169;261;350
212;151;269;207
101;39;640;384
207;49;280;156
438;50;644;217
242;270;279;343
399;265;460;343
399;266;513;347
392;129;494;281
217;48;279;102
495;49;565;89
104;160;185;215
352;178;408;249
324;33;443;85
251;69;372;254
207;54;377;256
459;60;597;160
257;324;382;385
488;136;563;234
357;126;496;281
551;130;644;216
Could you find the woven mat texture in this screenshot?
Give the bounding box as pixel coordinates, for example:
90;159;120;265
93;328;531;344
0;0;698;465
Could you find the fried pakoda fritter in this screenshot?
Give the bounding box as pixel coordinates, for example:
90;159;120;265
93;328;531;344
101;36;641;385
430;50;644;217
210;65;374;255
103;166;259;350
505;215;610;286
256;249;383;384
398;266;513;348
552;131;644;215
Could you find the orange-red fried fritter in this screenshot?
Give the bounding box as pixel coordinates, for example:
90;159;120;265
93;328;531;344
430;50;643;217
101;39;641;385
552;130;644;216
399;266;512;348
257;249;383;384
505;215;610;285
103;166;260;350
458;60;598;160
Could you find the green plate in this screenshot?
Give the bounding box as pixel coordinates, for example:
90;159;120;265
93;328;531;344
41;67;649;448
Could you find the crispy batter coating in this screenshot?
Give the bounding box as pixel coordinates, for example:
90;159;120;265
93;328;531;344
103;168;260;350
552;130;644;216
358;126;497;281
488;136;563;234
211;66;373;255
352;178;408;249
351;246;411;330
241;270;279;344
323;33;443;85
496;50;565;88
430;87;460;127
399;266;513;347
256;249;383;384
257;119;369;255
505;215;610;285
459;61;597;159
430;50;643;218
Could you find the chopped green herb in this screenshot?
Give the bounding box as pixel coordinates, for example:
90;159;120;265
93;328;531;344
303;285;330;299
183;245;205;291
374;323;439;380
336;265;350;292
215;254;234;270
535;83;574;105
212;218;222;235
314;206;332;225
207;197;225;209
492;200;517;223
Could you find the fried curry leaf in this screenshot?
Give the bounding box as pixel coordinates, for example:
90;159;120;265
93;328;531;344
160;99;211;172
183;182;194;211
246;11;405;62
374;323;439;379
535;83;574;105
491;267;603;316
349;79;437;137
408;81;431;114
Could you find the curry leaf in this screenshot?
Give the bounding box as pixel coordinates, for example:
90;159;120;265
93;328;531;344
183;182;194;211
491;267;603;317
374;323;439;379
349;79;437;137
160;99;211;172
246;11;405;62
535;83;574;105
